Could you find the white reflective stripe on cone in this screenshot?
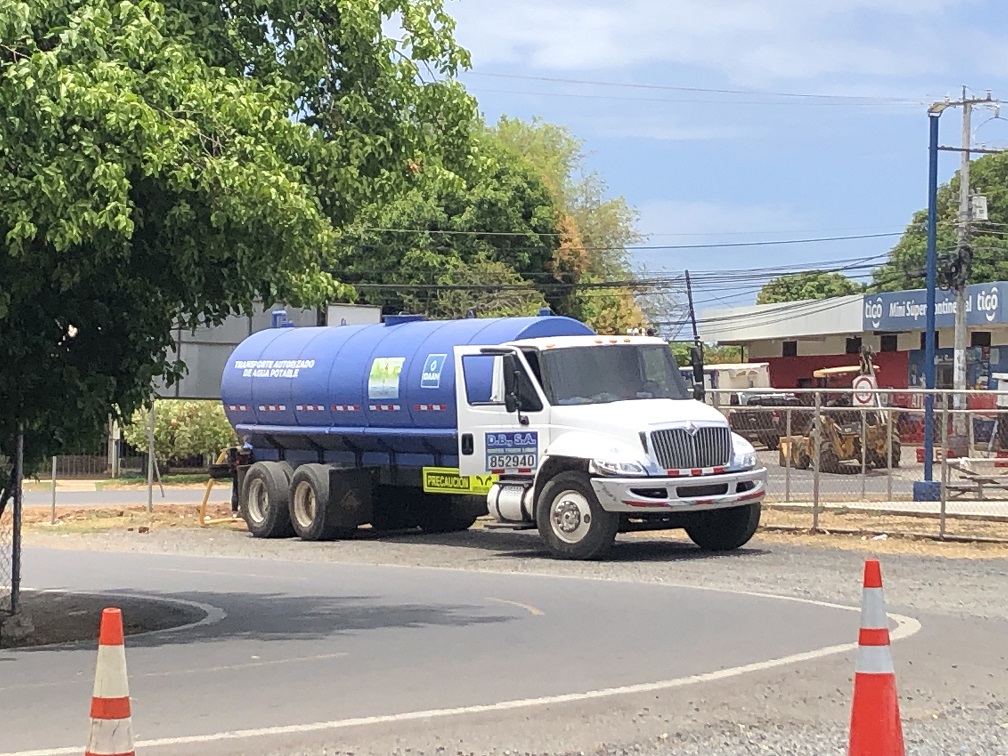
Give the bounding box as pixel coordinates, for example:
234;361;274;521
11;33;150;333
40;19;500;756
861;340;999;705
860;587;889;629
85;716;135;755
855;645;896;674
92;645;130;699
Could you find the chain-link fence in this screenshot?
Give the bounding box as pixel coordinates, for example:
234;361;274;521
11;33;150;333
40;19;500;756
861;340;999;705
0;492;13;615
1;428;23;616
711;387;1008;542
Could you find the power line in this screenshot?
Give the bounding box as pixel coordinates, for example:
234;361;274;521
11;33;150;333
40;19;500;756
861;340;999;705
467;86;918;109
348;229;902;251
465;71;933;105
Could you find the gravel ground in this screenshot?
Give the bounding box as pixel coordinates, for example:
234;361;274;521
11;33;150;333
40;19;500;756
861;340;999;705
23;524;1008;756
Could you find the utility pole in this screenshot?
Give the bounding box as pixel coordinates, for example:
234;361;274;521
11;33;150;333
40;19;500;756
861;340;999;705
952;86;973;440
948;89;1000;441
684;270;705;400
684;270;699;346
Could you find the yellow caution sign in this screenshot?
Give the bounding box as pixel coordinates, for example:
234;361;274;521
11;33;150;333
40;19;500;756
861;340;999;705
422;467;498;495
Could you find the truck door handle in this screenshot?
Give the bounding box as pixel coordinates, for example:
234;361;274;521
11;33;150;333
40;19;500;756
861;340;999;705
461;433;474;455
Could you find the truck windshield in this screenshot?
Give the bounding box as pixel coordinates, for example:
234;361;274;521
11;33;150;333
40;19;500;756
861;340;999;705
538;345;692;405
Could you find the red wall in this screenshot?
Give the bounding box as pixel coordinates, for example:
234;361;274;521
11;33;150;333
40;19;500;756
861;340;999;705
764;352;909;390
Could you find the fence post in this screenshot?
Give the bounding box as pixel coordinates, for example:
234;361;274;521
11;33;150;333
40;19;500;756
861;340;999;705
146;405;155;515
784;408;792;503
11;424;23;615
860;406;867;501
812;391;822;532
50;456;57;527
939;399;947;540
886;405;894;502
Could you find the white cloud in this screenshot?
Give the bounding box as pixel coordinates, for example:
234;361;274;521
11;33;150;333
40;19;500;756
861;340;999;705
449;0;985;86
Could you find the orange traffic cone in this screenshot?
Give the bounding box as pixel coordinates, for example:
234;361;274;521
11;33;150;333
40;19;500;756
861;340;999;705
85;608;135;756
848;559;904;756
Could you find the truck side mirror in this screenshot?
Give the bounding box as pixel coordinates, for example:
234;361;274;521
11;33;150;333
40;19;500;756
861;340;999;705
690;345;706;402
502;354;519;414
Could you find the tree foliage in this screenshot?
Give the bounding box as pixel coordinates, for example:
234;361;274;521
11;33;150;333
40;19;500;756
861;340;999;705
122;401;237;466
490;117;651;333
339;129;560;316
0;0;475;505
756;271;863;304
669;343;743;367
871;152;1008;291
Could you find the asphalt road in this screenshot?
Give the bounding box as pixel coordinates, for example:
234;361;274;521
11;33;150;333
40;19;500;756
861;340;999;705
0;547;897;755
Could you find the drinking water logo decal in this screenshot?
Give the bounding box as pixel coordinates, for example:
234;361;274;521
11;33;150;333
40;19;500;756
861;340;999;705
368;357;406;400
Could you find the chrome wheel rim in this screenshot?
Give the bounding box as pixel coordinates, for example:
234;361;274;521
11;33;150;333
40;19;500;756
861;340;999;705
550;490;592;544
292;481;317;530
246;478;267;525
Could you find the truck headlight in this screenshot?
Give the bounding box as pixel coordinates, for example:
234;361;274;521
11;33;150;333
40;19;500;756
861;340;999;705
739;452;757;470
589;459;648;477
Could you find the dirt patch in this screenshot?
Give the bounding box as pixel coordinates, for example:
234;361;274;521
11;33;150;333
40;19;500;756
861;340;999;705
761;505;1008;541
21;503;243;534
1;590;207;649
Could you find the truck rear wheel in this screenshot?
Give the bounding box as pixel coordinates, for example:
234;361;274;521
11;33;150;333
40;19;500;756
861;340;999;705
536;471;618;560
241;461;295;538
685;503;761;551
289;464;354;541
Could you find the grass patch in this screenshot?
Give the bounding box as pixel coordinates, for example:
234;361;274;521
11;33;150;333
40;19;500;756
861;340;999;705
94;473;211;489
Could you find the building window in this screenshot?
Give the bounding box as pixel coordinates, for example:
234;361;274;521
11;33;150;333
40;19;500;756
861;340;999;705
920;331;938;351
845;336;862;355
971;331;992;348
782;341;798;357
880;334;898;353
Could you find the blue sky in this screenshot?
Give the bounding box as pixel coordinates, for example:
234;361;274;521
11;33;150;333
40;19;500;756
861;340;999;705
447;0;1008;314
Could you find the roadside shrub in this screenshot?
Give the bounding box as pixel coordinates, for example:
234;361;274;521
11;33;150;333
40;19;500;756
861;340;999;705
122;401;237;467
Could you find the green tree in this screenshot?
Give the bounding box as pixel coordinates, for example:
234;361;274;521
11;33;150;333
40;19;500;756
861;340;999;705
756;272;864;304
489;117;654;332
338;129;561;313
871;152;1008;291
0;0;474;507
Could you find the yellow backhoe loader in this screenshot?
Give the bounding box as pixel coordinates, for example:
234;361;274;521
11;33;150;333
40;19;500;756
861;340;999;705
779;350;900;473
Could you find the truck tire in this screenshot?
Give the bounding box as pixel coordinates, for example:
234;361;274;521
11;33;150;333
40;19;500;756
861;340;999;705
417;497;480;534
685;503;761;551
241;461;295;538
536;471;618;560
288;464;353;541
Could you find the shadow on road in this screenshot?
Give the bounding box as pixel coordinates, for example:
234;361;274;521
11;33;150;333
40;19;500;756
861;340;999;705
363;526;770;563
11;590;513;652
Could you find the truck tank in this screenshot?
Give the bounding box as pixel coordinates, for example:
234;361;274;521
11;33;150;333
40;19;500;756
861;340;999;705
221;314;594;467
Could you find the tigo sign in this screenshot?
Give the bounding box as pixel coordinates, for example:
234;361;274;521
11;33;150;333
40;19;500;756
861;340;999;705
862;283;1007;331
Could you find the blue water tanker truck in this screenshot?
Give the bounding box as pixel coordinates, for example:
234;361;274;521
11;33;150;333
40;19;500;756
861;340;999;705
221;311;767;559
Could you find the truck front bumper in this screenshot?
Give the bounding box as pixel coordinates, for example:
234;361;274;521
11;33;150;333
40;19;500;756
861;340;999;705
590;467;767;514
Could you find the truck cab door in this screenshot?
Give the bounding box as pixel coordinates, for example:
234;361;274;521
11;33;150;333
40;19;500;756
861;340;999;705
454;345;549;478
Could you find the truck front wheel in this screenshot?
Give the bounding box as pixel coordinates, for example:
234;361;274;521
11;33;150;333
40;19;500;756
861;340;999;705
536;472;618;560
241;461;295;538
685;503;761;551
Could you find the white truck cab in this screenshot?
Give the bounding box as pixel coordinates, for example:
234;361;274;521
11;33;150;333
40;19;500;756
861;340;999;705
454;335;767;559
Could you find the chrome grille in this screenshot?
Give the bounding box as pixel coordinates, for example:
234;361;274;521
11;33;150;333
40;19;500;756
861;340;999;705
650;426;731;470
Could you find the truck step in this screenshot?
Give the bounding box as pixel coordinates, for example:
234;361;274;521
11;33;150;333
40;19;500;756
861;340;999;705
483;521;537;531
